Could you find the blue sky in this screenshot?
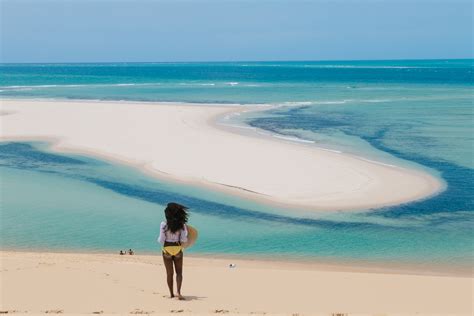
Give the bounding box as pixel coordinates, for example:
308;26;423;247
1;0;472;62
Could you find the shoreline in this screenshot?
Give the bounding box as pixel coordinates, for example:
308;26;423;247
0;98;443;211
1;248;471;277
1;250;472;315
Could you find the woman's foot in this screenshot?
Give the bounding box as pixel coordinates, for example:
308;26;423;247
176;293;185;300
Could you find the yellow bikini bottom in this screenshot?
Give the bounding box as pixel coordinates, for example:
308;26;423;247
162;245;183;256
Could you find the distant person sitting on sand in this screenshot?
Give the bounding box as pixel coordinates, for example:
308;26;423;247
119;250;125;255
157;202;188;300
128;249;134;255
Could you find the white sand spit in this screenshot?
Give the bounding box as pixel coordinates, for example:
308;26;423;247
0;99;442;211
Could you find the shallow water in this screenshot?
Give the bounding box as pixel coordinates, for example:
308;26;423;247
1;60;473;268
1;141;472;269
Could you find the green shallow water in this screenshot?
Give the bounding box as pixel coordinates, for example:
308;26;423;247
0;142;472;269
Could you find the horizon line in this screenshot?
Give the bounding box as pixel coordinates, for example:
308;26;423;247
1;57;473;65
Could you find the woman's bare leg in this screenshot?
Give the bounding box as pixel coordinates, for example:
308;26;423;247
162;253;175;298
173;252;184;300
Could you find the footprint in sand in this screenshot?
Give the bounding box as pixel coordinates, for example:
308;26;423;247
44;310;63;314
170;310;184;314
214;310;229;314
129;309;152;314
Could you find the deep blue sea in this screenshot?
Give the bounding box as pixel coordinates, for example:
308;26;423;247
1;60;473;270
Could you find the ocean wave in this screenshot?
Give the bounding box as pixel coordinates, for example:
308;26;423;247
272;96;467;111
1;87;35;91
177;82;216;86
271;134;315;144
313;100;351;105
302;65;432;69
230;63;441;69
361;99;392;103
275;101;314;107
317;147;343;154
274;100;350;107
2;84;85;89
0;83;163;89
273;98;405;107
174;82;263;87
354;156;398;168
219;122;257;131
0;96;259;108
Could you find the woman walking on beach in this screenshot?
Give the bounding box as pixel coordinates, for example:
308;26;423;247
158;202;189;300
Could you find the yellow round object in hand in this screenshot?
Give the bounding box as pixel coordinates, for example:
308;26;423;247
182;225;198;249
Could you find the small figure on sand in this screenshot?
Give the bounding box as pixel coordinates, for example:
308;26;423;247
119;250;125;255
128;249;134;255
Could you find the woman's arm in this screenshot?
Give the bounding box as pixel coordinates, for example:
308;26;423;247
157;222;166;245
180;224;188;243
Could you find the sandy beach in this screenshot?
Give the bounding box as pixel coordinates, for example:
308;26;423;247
2;1;472;314
0;251;472;315
0;99;442;211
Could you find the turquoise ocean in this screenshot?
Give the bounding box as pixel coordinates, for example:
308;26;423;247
1;60;473;271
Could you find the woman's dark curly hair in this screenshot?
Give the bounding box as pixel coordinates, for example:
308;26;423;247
164;202;188;233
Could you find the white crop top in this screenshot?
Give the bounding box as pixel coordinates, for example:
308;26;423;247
157;221;188;245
